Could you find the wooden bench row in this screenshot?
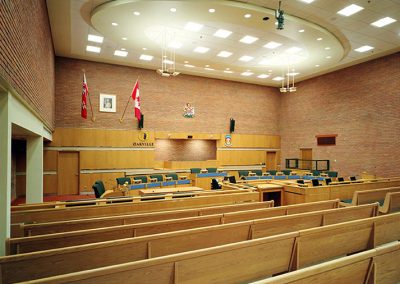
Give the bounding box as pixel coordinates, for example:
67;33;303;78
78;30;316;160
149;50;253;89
0;203;378;283
14;201;274;237
11;212;399;284
253;241;400;284
7;200;344;254
11;191;259;224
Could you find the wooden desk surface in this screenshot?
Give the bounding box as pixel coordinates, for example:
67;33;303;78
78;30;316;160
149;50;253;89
139;187;204;195
257;184;284;190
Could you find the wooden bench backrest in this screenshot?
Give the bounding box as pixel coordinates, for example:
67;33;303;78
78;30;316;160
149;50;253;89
380;191;400;214
17;201;272;237
16;213;400;284
253;241;400;284
0;204;378;283
8;200;341;254
354;186;400;205
11;192;259;224
19;199;338;237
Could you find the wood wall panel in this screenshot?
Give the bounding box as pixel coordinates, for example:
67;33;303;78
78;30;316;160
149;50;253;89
49;128;155;147
217;150;266;166
217;134;280;148
155;132;220;140
43;151;57;171
80;150;155;170
164;160;218;169
80;173;124;193
43;175;57;194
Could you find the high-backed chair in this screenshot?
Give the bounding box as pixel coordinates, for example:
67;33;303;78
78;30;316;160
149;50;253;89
312;170;321;176
166;173;179;180
268;170;277;175
326;171;338;178
206;167;218;173
252;170;262;176
190;168;201;174
238;170;249;178
92;180;106;198
149;174;164;182
116;177;131;186
133;175;148;184
282;169;292;175
211;179;222;190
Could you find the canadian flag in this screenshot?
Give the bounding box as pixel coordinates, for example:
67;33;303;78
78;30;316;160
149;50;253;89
81;73;88;119
131;80;141;121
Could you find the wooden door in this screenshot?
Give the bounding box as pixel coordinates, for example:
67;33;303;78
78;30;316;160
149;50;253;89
300;148;312;170
266;151;276;171
57;152;79;195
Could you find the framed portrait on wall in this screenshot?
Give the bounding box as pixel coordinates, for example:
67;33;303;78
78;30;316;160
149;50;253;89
99;94;116;113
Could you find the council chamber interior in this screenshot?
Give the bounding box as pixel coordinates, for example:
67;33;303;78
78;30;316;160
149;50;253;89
0;0;400;283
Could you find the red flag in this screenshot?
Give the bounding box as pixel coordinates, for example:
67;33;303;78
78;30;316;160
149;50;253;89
131;80;141;121
81;73;88;119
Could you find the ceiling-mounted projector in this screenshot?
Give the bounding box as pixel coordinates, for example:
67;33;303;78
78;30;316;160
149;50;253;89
157;69;180;77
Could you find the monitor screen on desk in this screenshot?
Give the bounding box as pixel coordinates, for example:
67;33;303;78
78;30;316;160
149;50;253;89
297;179;305;184
350;176;356;181
325;178;332;185
338;177;344;182
312;179;320;186
228;176;237;184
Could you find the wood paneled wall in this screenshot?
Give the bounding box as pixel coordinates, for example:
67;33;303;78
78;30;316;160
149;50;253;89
41;128;280;195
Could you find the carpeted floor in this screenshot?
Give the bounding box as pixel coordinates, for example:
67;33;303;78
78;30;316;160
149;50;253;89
11;194;96;206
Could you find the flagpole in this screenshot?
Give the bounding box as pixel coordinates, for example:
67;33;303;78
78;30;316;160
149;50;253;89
119;78;139;123
82;69;96;122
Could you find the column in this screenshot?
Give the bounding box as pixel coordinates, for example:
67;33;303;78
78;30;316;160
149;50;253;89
0;93;11;256
26;136;43;203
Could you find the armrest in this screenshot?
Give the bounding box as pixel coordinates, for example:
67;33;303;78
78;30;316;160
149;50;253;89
149;177;158;182
165;176;173;181
200;169;208;173
248;172;256;176
178;176;187;180
133;179;142;184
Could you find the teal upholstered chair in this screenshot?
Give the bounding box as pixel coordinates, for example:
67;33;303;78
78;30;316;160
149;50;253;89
133;175;148;183
326;171;338;178
116;177;131;185
268;170;277;175
206;167;218;173
282;169;292;175
93;180;106;198
166;173;179;180
190;168;201;174
252;170;262;176
238;170;249;177
312;170;321;176
150;174;164;182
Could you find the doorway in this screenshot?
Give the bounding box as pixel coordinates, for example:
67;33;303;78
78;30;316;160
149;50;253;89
266;151;277;171
300;148;312;170
57;152;79;195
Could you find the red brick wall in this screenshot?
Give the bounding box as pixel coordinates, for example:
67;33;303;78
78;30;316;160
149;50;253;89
279;53;400;177
55;57;280;135
0;0;55;128
155;139;216;161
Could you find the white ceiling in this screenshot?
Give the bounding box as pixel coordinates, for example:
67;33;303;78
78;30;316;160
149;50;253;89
46;0;400;87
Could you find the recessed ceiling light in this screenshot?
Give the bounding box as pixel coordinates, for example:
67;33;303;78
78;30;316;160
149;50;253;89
300;0;314;3
86;45;101;53
185;22;203;32
286;47;302;54
317;37;323;41
111;22;118;26
258;59;270;65
298;29;305;33
88;34;103;43
168;41;183;49
205;67;215;71
208;8;215;13
272;76;284;81
257;74;270;79
287;72;299;76
325;56;332;59
205;65;210;67
225;68;230;70
268;69;272;72
163;59;174;65
139;54;153;61
324;47;331;50
244;13;252;18
121;48;126;51
337;4;364;17
170;8;176;12
315;64;320;67
354;45;374;52
224;70;234;74
264;41;282;49
184;60;189;64
213;29;232;38
122;37;127;41
239;55;254;62
184;64;195;68
217;51;233;57
194;46;210;53
241;71;253;76
114;50;128;57
240;35;258;44
371;17;397;27
133;11;140;16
